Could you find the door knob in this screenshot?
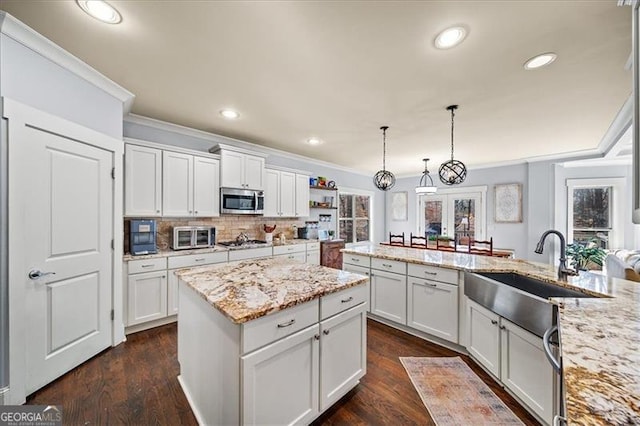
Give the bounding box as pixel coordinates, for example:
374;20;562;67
28;270;56;280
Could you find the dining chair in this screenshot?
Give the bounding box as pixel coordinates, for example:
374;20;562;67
410;233;427;249
436;235;456;252
468;237;493;256
389;232;405;246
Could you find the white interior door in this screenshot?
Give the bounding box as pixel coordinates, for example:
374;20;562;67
12;114;114;395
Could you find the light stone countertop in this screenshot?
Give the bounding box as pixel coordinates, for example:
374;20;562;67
342;243;640;425
174;256;367;324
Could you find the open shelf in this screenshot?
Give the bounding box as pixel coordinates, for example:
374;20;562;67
310;206;337;210
309;185;338;191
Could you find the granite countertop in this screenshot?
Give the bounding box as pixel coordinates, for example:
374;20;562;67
174;256;367;324
122;239;320;261
342;243;640;425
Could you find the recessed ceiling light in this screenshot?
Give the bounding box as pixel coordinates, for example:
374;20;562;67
220;109;240;120
307;137;322;146
76;0;122;24
524;53;557;70
434;26;467;49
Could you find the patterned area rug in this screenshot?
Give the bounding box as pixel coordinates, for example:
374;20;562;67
400;356;525;425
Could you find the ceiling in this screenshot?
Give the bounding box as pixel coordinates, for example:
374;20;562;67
0;1;632;176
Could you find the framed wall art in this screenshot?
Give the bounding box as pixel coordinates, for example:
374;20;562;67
494;183;522;223
391;191;408;221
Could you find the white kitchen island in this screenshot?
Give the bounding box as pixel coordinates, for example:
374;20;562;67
175;257;368;426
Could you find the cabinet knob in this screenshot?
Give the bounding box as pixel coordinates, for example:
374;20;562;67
314;334;320;340
499;325;506;330
323;329;330;335
195;211;198;214
491;320;498;325
156;210;160;213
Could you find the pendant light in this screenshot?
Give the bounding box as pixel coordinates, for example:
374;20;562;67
415;158;437;194
439;105;467;185
373;126;396;191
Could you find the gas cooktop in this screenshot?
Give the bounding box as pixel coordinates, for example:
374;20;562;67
217;240;269;248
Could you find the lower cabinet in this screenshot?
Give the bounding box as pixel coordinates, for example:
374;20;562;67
342;263;371;312
306;250;320;265
467;298;554;424
407;277;458;344
370;269;407;324
241;325;320;425
127;270;168;326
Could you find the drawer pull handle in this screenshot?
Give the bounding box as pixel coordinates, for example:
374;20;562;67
429;283;437;288
277;319;296;328
341;296;354;303
491;320;498;325
424;271;437;276
352;258;360;262
195;258;206;262
382;263;392;268
323;329;330;335
141;264;154;268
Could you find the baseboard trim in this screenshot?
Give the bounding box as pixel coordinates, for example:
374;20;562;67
124;315;177;335
177;375;206;425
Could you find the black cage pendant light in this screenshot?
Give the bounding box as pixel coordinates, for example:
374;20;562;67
438;105;467;185
373;126;396;191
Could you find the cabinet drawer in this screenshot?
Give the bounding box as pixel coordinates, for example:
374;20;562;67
167;251;228;269
241;299;319;354
306;242;320;251
407;263;458;284
371;258;406;275
321;284;367;320
273;243;306;255
229;247;273;262
343;254;370;268
128;257;167;274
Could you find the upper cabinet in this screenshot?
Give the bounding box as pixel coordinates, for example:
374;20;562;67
163;151;219;218
125;144;162;217
124;140;220;218
265;167;309;218
214;145;266;190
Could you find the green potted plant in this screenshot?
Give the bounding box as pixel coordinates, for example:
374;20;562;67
566;240;606;271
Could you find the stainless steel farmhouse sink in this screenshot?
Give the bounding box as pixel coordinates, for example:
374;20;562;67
464;272;592;338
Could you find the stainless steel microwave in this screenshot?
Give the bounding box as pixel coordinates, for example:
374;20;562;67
171;226;216;250
220;188;264;215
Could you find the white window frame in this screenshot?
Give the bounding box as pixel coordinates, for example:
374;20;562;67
338;187;375;246
416;185;488;241
566;178;625;249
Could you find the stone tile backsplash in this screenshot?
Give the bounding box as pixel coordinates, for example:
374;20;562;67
124;216;306;253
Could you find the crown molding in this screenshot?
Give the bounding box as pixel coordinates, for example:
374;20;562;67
0;11;135;114
124;113;371;177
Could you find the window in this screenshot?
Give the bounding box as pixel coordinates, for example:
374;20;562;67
339;189;373;243
417;186;487;243
567;178;624;249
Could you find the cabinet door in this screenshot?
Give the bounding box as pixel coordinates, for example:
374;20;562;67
163;151;193;217
407;277;458;343
264;169;280;217
466;299;500;378
167;271;179;316
320;303;367;411
220;150;245;188
241;325;319;426
244;155;265;190
370;270;407;324
342;264;370;313
279;171;296;217
306;250;320;265
278;252;306;263
295;174;310;217
127;270;168;326
125;144;162;216
500;319;554;424
193;156;219;217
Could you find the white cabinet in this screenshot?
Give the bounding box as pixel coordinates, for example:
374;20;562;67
295;174;310;217
370;269;407;324
264;169;296;217
163;151;219;217
466;299;554;425
127;270;168;326
467;299;501;378
407;277;458;343
306;249;320;265
241;325;320;425
500;319;554;424
342;263;370;313
124;144;162;216
228;246;273;262
220;150;265;190
319;303;367;411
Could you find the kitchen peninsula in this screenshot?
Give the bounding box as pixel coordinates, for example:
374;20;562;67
342;244;640;425
174;257;368;425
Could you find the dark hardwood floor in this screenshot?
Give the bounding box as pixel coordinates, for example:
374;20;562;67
27;319;539;425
